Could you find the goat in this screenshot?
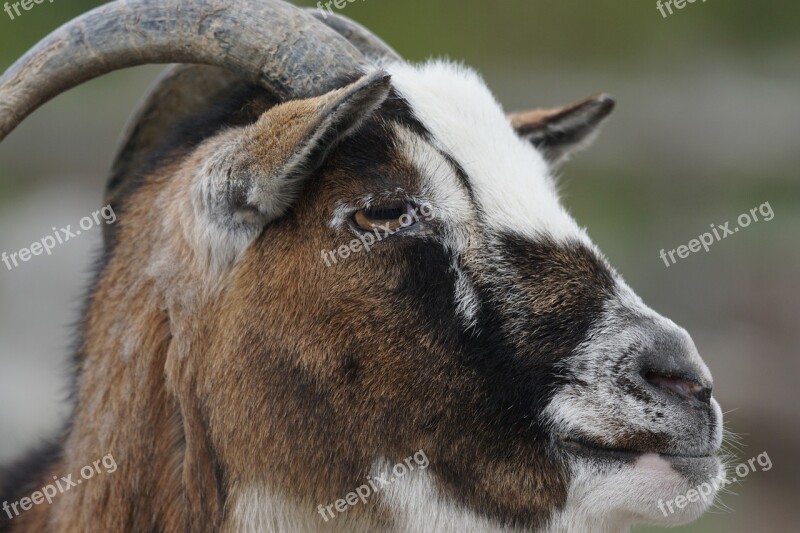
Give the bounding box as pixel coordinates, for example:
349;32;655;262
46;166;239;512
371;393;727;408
0;1;724;531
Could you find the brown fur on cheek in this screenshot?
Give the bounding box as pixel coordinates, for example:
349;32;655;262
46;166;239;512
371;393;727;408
191;158;570;530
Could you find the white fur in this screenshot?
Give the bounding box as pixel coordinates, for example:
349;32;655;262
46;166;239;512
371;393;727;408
225;484;377;533
228;458;722;533
228;471;514;533
547;454;723;533
388;60;590;245
377;467;514;533
391;124;474;249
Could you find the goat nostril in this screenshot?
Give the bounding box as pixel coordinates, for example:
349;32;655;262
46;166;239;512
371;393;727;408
645;372;711;405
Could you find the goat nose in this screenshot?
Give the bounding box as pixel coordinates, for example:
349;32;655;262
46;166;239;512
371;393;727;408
638;329;713;408
644;372;712;406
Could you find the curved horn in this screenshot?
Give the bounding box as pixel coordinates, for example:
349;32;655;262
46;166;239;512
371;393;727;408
307;10;402;64
0;0;368;142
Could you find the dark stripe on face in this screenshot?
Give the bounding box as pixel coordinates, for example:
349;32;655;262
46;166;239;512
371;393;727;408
380;88;431;139
497;235;616;362
379;88;476;201
389;238;571;526
326;89;432;183
392;238;565;437
388;233;617;442
454;236;616;433
388;96;477;204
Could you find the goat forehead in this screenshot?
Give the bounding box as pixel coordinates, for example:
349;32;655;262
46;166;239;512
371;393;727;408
387;60;589;244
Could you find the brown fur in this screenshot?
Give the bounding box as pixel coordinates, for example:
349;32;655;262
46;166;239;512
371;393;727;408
1;80;619;532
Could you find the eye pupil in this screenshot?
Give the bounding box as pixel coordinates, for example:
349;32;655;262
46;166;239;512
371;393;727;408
364;207;405;220
352;202;414;232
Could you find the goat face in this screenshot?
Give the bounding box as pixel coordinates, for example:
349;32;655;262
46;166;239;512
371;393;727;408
0;2;722;531
147;62;723;532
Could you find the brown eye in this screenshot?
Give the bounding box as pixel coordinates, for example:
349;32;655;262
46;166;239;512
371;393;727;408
353;202;414;233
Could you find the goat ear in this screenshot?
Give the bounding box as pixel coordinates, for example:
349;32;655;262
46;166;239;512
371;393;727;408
195;70;391;237
509;94;615;166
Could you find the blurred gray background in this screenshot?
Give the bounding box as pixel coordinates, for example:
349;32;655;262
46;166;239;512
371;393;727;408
0;1;798;531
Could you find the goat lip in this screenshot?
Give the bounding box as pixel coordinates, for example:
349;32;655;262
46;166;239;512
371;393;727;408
559;434;718;461
558;435;642;460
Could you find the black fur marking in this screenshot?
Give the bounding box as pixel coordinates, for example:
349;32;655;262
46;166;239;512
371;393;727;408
386;235;615;445
330;116;396;180
497;235;615;363
340;353;361;383
326;91;430;185
380;88;430;139
387;238;573;527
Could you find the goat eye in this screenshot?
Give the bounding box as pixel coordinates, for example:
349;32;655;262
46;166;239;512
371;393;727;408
353;202;414;232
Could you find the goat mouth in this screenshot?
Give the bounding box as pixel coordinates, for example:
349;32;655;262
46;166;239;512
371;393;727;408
558;434;717;461
559;434;642;460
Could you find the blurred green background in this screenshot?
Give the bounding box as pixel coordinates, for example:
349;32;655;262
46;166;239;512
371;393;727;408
0;1;797;531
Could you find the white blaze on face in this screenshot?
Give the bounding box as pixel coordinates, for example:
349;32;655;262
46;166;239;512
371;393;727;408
387;60;591;246
387;60;599;328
